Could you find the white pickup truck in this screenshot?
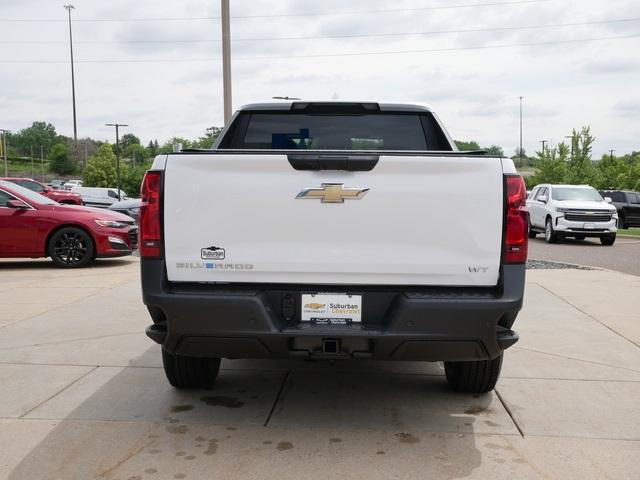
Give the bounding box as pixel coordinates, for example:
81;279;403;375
140;101;528;393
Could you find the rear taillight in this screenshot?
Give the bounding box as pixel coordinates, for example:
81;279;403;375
504;175;528;264
139;171;162;258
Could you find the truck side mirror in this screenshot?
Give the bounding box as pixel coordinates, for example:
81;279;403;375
604;197;612;203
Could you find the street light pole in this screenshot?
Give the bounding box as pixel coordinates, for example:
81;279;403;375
221;0;232;125
609;149;615;161
540;140;548;153
106;123;128;201
519;96;523;166
64;5;78;144
40;145;44;182
0;129;9;177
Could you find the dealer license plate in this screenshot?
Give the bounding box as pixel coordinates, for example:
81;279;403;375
301;293;362;325
584;223;595;230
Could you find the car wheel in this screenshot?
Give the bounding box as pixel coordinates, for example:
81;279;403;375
444;354;503;393
48;227;95;268
162;349;221;389
528;221;537;239
574;235;586;240
545;218;558;243
600;234;616;246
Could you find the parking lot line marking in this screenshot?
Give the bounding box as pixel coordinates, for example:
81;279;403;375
263;370;291;427
512;346;640;374
494;388;525;438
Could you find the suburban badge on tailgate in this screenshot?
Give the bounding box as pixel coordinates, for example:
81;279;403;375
296;183;369;203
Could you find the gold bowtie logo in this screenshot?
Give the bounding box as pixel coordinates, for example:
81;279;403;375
296;183;369;203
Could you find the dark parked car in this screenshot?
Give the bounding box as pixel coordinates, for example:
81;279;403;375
599;190;640;229
2;177;83;205
0;180;137;268
109;198;141;222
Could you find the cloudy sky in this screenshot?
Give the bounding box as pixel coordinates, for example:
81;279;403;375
1;0;639;157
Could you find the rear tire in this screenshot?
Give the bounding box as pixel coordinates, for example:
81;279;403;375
162;349;220;389
444;354;503;393
528;222;537;239
600;234;616;246
574;235;586;240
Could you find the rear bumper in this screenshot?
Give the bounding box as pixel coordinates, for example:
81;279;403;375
141;259;525;362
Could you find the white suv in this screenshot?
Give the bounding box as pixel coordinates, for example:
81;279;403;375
527;184;618;245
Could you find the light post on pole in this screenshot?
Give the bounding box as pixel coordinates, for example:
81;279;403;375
609;149;615;162
518;96;523;167
221;0;232;125
540;140;548;154
106;123;128;201
0;129;9;177
64;5;78;144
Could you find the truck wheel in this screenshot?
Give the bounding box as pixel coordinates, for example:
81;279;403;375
600;234;616;246
162;349;220;389
528;222;537;239
545;218;558;243
48;227;95;268
574;235;586;240
444;354;503;393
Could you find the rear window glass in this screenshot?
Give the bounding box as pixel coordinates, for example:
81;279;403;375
221;112;451;151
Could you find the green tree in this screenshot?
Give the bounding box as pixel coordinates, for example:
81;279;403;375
529;143;569;185
595;153;630;190
565;127;596;185
120;163;151;198
119;133;141;151
83;144;117;187
455;140;481;151
484;145;504;157
49;143;75;175
158;137;193;154
10;121;59;157
192;127;222;149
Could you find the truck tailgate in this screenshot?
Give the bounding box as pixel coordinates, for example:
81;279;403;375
163;153;504;286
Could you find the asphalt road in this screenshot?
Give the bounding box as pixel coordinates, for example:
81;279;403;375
528;234;640;276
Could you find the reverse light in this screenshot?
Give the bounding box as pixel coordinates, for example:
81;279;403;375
504;175;528;264
139;171;163;258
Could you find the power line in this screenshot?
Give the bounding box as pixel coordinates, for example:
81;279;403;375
1;17;638;44
0;0;550;23
0;33;637;64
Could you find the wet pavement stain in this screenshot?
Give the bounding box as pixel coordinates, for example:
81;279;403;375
204;439;219;456
176;451;186;457
145;468;158;474
395;433;420;444
376;451;385;455
226;426;237;431
464;406;489;415
276;441;294;451
495;458;506;464
513;458;526;464
170;405;195;413
174;474;187;479
263;440;273;445
147;449;161;454
127;476;142;480
195;436;207;442
200;396;245;408
329;438;342;443
484;420;500;427
166;425;189;434
184;455;197;460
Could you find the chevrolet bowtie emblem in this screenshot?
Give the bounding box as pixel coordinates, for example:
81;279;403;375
296;183;369;203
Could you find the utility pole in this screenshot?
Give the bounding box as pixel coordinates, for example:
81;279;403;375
564;135;573;161
30;145;34;177
64;5;78;144
106;123;127;201
540;140;548;153
0;129;8;177
221;0;232;125
609;149;615;161
40;145;44;182
519;96;523;167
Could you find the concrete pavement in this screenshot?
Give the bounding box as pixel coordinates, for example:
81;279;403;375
0;258;638;479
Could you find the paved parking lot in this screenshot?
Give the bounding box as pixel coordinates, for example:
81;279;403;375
0;258;639;479
529;234;640;276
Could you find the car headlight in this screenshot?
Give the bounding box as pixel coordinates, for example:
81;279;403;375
556;207;571;213
94;219;127;228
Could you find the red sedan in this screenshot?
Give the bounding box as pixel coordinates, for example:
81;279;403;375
0;177;83;205
0;180;137;268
